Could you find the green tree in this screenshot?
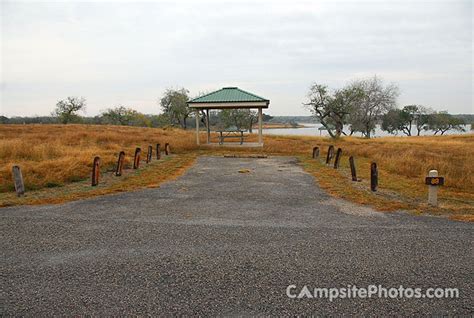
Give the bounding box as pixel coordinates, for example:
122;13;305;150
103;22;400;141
381;109;404;135
262;113;274;122
149;113;172;127
101;106;140;125
411;105;433;136
304;84;364;138
53;96;86;124
160;88;190;129
380;105;434;137
426;112;465;135
399;105;417;136
219;109;257;131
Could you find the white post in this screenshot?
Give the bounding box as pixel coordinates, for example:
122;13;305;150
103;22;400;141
428;170;438;206
258;107;263;145
195;109;200;145
206;109;210;144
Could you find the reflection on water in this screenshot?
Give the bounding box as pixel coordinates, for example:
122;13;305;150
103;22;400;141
262;123;473;137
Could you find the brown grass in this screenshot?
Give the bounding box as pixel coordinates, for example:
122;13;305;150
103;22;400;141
0;124;197;192
0;124;472;220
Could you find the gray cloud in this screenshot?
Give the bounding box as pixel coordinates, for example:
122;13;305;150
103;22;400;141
1;0;472;116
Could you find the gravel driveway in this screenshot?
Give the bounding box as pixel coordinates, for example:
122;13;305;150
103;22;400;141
1;156;473;315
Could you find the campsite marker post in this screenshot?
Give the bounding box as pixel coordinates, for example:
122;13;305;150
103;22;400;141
425;170;444;206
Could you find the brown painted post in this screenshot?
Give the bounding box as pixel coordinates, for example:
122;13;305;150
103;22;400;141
146;145;152;163
115;151;125;176
312;146;319;159
165;143;170;155
370;162;378;192
92;156;100;186
12;165;25;196
349;156;358;181
133;147;141;169
326;145;334;164
333;148;342;169
156;143;161;160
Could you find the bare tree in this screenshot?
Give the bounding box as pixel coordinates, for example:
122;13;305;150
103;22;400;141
349;76;399;138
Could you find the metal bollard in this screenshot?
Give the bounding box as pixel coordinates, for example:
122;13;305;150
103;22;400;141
333;148;342;169
370;162;378;192
349;156;358;181
115;151;125;176
133;147;141;169
91;156;100;186
326;145;334;165
12;165;25;196
147;145;153;163
312;146;319;159
156;143;161;160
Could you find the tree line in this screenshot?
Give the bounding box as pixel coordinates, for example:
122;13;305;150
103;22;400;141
1;76;470;137
0;89;272;131
304;76;467;138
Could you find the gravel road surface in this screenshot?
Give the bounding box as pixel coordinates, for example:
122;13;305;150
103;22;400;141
1;156;473;315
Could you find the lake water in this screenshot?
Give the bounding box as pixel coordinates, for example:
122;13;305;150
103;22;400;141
262;123;473;137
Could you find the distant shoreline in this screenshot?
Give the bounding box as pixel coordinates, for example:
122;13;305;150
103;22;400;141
254;123;308;129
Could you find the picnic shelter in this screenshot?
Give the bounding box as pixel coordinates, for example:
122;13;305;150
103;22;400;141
187;87;270;147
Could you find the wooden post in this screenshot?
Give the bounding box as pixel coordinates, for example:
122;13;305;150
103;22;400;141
195;109;200;145
349;156;358;181
206;109;210;144
312;147;319;159
370;162;378;192
11;165;25;197
115;151;125;176
326;145;334;165
156;143;161;160
165;143;170;155
428;170;439;206
146;145;152;163
333;148;342;169
133;147;141;169
91;156;100;186
258;107;263;145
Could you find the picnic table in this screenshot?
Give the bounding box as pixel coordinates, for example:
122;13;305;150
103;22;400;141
216;129;247;145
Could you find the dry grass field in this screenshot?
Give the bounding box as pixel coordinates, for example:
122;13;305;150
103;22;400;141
1;124;472;220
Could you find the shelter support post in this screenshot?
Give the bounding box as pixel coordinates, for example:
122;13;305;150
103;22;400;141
258;107;263;144
206;109;210;144
195;109;200;145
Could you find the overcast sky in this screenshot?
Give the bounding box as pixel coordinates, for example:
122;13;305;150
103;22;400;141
1;0;472;117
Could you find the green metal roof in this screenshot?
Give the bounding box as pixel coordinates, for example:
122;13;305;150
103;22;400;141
188;87;269;104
